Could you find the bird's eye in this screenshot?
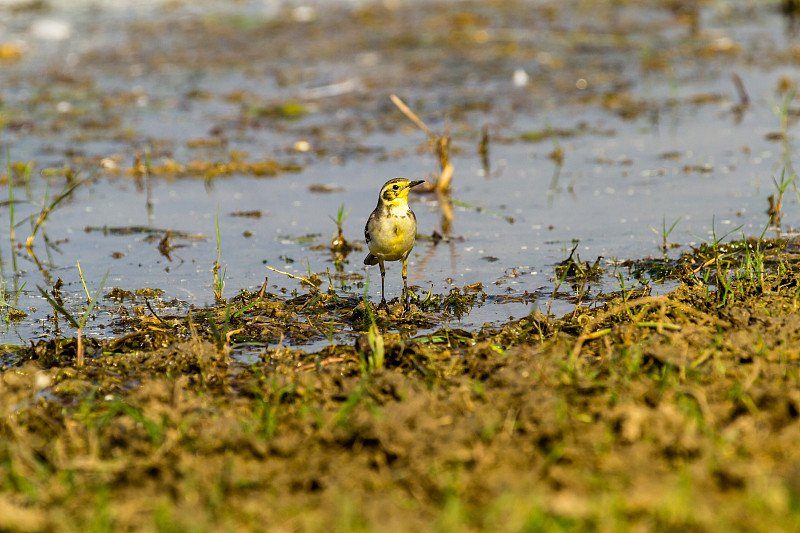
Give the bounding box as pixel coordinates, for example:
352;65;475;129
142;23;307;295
392;184;399;190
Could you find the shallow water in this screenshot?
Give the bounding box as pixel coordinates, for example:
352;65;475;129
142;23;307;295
1;0;799;348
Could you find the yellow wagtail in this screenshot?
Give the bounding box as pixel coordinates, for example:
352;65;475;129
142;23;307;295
364;178;425;309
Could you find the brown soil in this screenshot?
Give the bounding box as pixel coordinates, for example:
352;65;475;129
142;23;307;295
4;238;800;532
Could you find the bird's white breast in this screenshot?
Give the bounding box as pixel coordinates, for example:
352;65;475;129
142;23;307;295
367;204;417;261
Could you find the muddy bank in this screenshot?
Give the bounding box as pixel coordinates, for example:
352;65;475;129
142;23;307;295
1;239;800;531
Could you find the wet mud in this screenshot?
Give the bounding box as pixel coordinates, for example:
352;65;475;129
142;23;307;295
2;237;800;531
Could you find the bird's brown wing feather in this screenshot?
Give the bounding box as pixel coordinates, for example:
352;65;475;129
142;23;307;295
364;209;379;265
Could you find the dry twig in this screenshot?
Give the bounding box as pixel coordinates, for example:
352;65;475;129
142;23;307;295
390;94;453;193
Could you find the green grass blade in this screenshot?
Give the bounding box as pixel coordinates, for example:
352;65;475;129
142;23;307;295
78;269;110;329
7;147;14;242
37;285;80;328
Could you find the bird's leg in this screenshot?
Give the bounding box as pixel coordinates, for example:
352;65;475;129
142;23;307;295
379;260;387;307
402;257;409;311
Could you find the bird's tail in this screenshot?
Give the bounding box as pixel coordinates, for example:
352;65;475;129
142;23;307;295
364;253;379;266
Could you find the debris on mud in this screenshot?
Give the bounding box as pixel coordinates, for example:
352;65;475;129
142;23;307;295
3;237;800;530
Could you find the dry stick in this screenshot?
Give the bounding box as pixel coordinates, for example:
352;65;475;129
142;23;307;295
390;93;435;138
145;298;167;325
258;277;269;299
265;266;319;294
296;356;347;372
26;208;51;253
225;327;244;344
438;159;454;192
76;328;83;367
570;276;590;321
690;252;740;276
390;93;453;192
635;321;682;332
274;331;285;357
436;116;453;190
102;331;140;353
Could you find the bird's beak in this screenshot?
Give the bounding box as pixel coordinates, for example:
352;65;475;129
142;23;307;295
408;180;425;189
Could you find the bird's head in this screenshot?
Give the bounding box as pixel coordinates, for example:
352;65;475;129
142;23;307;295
379;178;425;207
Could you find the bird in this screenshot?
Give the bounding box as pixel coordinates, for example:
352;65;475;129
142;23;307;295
364;178;425;310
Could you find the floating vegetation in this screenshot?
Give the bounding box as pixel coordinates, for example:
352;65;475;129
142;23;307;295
554;242;604;282
246;100;310;119
518;122;615;143
107;158;304;179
